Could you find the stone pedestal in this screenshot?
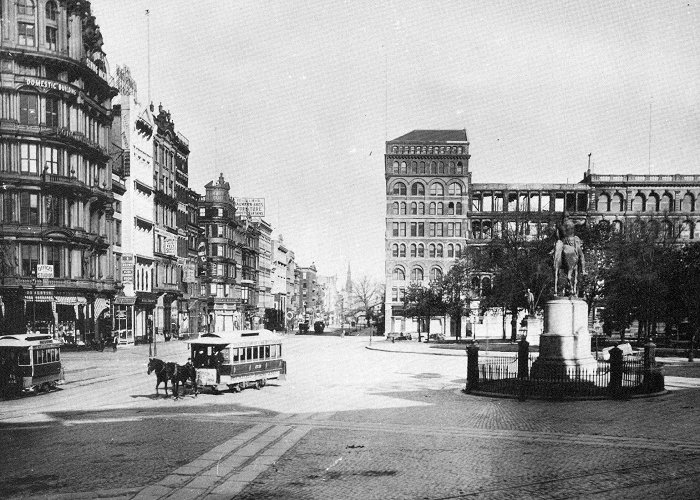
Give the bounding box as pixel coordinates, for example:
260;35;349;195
531;297;597;378
525;316;542;347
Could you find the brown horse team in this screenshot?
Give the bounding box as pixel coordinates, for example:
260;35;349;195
147;358;197;398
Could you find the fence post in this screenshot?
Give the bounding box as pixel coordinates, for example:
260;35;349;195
644;341;656;371
465;342;479;393
608;345;623;397
518;337;529;379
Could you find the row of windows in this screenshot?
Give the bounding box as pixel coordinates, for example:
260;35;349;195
391;201;464;216
0;142;107;187
391;222;463;238
32;347;60;366
391;267;443;282
16;1;59;48
471;191;589;213
390;145;465;155
0;191;105;234
17;0;57;18
390;160;465;175
4;242;107;280
596;191;697;213
391;243;463;259
391;181;464;197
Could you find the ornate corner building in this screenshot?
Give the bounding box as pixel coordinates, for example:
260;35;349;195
384;129;700;337
0;0;117;341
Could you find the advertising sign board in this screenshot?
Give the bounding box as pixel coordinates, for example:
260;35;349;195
121;254;135;284
36;264;54;278
234;198;265;219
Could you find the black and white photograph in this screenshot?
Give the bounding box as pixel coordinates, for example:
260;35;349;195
0;1;699;498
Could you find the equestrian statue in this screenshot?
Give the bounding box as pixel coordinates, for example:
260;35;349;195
553;219;585;297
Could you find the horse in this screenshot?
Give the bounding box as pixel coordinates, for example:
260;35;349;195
553;220;585;296
170;363;197;399
147;358;176;396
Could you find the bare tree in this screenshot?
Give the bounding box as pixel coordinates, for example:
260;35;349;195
351;276;381;325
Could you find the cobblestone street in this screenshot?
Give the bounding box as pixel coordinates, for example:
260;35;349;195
1;336;699;499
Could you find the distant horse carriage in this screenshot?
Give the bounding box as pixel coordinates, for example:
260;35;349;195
147;358;197;399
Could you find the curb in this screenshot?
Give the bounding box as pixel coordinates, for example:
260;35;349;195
365;345;465;357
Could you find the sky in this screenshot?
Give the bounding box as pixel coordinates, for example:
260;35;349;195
90;0;700;285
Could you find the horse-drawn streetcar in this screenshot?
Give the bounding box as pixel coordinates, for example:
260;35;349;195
189;329;286;393
0;333;63;397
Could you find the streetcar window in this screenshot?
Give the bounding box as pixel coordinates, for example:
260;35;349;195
19;351;30;365
33;350;38;365
56;349;60;361
232;348;239;362
222;349;230;363
271;345;277;358
278;344;282;357
253;346;259;359
265;346;270;359
246;347;252;360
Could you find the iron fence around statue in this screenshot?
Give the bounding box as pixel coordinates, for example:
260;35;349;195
472;352;655;399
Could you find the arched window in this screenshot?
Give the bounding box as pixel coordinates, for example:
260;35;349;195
417;244;425;257
410;202;417;215
597;193;610;212
399;244;406;257
481;277;491;295
18;0;35;16
46;1;57;21
438;162;445;174
430;267;443;281
448;162;455;174
447;202;455;215
471;220;482;239
448;182;463;196
437;202;444;215
647;193;659;212
418;202;425;215
393;267;405;281
429;202;436;215
392;244;399;257
632;193;645;212
411;182;425;196
409;161;417;174
456;202;463;215
418;161;425;174
429;244;436;258
393;182;406;196
471;277;480;293
436;244;443;258
400;202;407;215
410;244;417;257
613;193;625;212
430;183;444;196
680;221;692;239
660;193;673;212
482;220;492;239
447;244;454;258
455;244;461;258
662;220;674;239
681;192;695;212
392;161;399;174
429;162;437;174
456;161;463;174
411;267;424;282
392;202;399;215
400;162;407;174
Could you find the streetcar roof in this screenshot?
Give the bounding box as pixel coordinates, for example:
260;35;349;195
0;333;58;348
189;329;283;346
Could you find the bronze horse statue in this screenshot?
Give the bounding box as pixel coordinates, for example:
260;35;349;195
553;220;585;296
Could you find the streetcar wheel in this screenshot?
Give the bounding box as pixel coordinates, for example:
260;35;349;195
260;378;267;387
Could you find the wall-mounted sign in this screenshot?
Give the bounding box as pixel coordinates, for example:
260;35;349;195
121;254;135;284
36;264;54;279
164;237;177;256
183;263;197;283
235;198;265;219
24;77;78;95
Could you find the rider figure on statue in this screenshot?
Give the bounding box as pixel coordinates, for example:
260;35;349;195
553;219;586;297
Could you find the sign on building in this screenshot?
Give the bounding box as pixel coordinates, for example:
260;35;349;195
234;198;265;219
183;262;197;283
121;254;135;284
164;236;177;256
36;264;54;278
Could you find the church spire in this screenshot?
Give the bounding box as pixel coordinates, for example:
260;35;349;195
345;262;352;293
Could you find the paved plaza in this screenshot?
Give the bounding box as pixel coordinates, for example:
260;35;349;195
1;336;699;499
